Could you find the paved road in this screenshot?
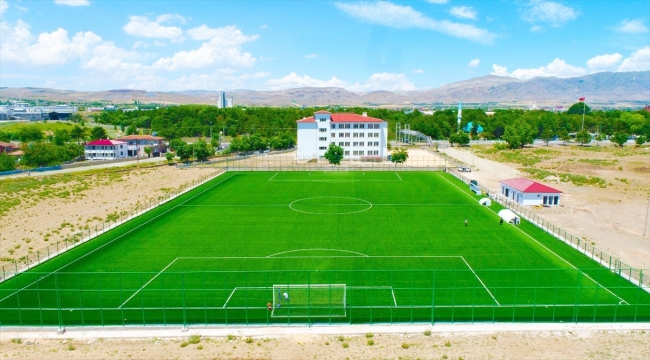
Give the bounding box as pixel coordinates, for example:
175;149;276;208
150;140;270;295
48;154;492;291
1;157;168;180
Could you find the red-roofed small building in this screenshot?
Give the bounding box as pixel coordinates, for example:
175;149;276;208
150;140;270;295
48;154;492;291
84;139;128;160
0;141;19;154
296;111;388;160
499;178;562;206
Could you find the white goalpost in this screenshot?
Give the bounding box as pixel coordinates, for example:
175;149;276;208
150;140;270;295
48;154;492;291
271;284;347;318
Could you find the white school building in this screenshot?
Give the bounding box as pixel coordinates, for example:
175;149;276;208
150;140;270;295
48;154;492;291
296;111;388;160
499;178;562;206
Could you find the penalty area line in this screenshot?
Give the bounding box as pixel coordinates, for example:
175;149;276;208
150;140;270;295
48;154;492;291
395;173;402;181
461;256;500;307
118;258;179;309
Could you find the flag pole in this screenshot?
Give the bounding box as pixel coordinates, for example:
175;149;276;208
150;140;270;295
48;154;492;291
581;98;586;131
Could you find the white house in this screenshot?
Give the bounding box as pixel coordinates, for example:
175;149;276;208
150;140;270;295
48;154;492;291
84;139;128;160
499;178;562;206
296;111;388;160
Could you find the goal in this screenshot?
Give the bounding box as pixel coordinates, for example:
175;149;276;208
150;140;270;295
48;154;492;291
272;284;347;318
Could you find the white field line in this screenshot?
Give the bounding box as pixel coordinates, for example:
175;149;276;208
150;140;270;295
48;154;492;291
391;288;398;307
268;180;401;182
119;258;180;309
461;256;501;306
435;173;629;305
395;172;402;181
180;203;480;207
269;173;278;181
267;248;370;258
222;288;238;308
0;172;236;304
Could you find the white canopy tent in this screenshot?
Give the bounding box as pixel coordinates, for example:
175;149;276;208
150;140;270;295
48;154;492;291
479;198;492;206
498;209;520;224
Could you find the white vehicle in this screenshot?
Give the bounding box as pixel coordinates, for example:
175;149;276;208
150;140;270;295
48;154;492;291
458;166;471;172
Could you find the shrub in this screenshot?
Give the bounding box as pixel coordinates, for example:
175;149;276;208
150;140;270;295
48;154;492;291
342;342;349;348
188;335;201;344
365;333;374;338
424;330;431;336
180;341;189;348
227;335;235;341
402;343;409;349
11;338;22;344
367;339;374;346
245;337;253;344
445;340;451;347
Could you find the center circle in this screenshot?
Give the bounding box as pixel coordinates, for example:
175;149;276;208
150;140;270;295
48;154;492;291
289;197;372;215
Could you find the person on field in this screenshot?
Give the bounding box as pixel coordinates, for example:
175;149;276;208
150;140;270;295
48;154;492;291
500;218;504;225
464;219;468;227
267;302;272;311
283;292;289;302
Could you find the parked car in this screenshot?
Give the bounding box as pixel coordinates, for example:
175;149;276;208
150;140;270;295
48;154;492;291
458;166;471;172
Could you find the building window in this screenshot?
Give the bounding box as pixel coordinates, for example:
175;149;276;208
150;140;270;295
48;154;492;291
344;124;351;129
353;124;359;129
359;124;365;129
353;133;358;137
339;142;344;146
353;151;358;155
319;146;327;150
359;151;364;156
331;142;335;145
338;124;344;129
319;118;326;122
345;142;350;146
339;133;344;137
359;133;364;137
319;128;326;132
319;137;327;141
331;124;336;129
331;133;335;137
359;142;364;146
345;133;350;138
344;151;350;155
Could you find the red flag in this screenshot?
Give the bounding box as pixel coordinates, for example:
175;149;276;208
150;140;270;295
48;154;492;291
579;97;585;101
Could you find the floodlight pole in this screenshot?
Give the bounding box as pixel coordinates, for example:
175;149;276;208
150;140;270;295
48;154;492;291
643;198;650;238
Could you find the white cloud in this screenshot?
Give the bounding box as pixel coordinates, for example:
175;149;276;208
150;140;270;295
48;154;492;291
334;1;495;44
493;58;587;80
153;25;258;70
613;19;649;34
266;72;415;91
412;69;423;74
468;59;480;67
54;0;90;6
522;0;578;26
618;46;650;72
450;6;477;20
586;53;623;72
425;0;448;4
0;1;8;16
304;54;317;59
123;14;185;41
260;24;267;29
491;64;509;77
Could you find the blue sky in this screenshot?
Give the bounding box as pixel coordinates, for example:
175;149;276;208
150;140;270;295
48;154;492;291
0;0;648;92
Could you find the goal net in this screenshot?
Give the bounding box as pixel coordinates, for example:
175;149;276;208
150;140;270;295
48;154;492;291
272;284;347;318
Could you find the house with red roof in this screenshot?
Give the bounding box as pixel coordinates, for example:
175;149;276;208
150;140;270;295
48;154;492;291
296;111;388;160
0;141;19;154
84;139;128;160
499;178;562;206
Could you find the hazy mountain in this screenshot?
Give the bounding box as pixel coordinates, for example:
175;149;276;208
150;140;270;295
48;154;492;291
1;71;648;108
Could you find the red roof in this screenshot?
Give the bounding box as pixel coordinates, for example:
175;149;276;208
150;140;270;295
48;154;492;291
85;139;126;146
296;117;315;123
500;178;562;193
331;113;383;123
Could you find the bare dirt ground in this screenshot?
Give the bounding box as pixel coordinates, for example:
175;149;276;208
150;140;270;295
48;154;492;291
440;145;650;270
1;326;648;360
0;164;217;265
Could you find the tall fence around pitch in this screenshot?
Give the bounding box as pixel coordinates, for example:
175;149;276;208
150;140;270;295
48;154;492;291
0;268;648;327
0;169;225;284
448;169;649;291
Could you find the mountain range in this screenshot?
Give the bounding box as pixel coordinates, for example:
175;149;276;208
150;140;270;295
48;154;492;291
1;71;648;108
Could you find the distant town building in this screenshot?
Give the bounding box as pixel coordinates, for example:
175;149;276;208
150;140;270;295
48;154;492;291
296;111;388;160
84;140;128;160
116;135;165;157
0;102;78;121
217;92;233;108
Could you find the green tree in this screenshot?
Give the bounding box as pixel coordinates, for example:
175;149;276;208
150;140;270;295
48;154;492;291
575;130;592;145
594;133;604;145
192;140;213;161
165;152;174;163
390;147;409;164
53;129;71;146
323;143;344;165
15;127;44;142
541;127;555;146
634;135;647;146
176;144;193;162
0;153;16;172
144;147;152;158
70;125;88;144
448;132;470;147
558;129;571;145
90;126;108;140
502;120;535;149
126;126;138;135
567;102;591;115
169;138;186;151
611;132;629;147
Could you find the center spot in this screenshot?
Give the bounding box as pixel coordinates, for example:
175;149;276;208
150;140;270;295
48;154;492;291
289;197;372;215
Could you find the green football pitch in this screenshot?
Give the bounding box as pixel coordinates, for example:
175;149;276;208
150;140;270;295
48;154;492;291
1;171;648;326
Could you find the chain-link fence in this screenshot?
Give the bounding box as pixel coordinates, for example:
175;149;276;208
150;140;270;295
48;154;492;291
0;268;648;327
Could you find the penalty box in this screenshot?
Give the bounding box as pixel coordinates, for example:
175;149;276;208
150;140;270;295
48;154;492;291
118;255;500;311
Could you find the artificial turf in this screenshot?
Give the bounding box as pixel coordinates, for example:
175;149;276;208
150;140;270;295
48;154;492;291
0;171;648;326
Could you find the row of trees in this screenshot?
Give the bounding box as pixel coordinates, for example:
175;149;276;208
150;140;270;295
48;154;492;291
229;133;295;153
323;144;409;165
